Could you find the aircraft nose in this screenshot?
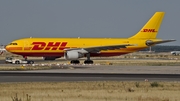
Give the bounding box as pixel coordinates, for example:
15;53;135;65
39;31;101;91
5;45;10;52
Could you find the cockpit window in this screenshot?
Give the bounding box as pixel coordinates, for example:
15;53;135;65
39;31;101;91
9;43;18;45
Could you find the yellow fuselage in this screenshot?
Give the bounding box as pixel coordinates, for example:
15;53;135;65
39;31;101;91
5;38;151;57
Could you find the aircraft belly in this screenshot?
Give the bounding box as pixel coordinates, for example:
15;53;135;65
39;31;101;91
11;47;145;57
12;51;128;57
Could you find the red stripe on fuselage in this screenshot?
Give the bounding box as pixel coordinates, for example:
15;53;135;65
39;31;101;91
24;47;32;50
11;52;129;57
7;47;23;50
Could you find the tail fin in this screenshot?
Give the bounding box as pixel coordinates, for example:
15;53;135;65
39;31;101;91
129;12;165;39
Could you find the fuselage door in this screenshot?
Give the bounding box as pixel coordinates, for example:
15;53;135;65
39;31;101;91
23;40;30;51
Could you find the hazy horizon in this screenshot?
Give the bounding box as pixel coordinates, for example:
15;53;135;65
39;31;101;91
0;0;179;45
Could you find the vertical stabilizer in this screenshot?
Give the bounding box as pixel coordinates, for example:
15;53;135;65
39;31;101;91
129;12;165;39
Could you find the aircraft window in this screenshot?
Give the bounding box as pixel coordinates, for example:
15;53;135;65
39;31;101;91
13;43;17;45
9;43;18;45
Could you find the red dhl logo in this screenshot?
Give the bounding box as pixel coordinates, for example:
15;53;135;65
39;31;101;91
32;42;69;50
141;29;157;32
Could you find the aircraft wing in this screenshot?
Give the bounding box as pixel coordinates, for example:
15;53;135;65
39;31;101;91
146;39;176;45
83;44;133;53
64;44;133;53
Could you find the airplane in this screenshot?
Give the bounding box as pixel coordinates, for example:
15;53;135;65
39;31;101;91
5;12;175;64
0;45;6;55
171;51;180;55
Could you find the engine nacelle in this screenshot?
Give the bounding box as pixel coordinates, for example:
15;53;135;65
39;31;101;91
64;51;84;60
43;56;60;60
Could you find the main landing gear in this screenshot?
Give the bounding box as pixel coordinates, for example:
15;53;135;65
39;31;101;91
70;60;80;64
84;53;93;64
70;53;94;64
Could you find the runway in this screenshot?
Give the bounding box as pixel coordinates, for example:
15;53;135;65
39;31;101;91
0;72;180;82
0;58;180;82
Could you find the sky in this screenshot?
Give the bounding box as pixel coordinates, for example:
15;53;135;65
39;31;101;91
0;0;179;45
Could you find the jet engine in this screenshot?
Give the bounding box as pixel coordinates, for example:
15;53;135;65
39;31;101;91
64;51;84;60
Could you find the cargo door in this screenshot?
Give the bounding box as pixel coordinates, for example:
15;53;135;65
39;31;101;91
23;40;30;51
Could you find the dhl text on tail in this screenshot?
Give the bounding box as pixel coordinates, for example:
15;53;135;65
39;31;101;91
5;12;175;64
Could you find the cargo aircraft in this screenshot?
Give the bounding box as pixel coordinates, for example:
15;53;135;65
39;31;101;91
5;12;175;64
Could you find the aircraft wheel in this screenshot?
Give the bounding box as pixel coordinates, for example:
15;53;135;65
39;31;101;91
28;60;34;64
84;60;93;64
172;53;176;56
15;61;20;64
70;60;80;64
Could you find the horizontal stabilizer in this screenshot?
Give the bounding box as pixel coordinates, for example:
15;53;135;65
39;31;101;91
146;39;176;46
